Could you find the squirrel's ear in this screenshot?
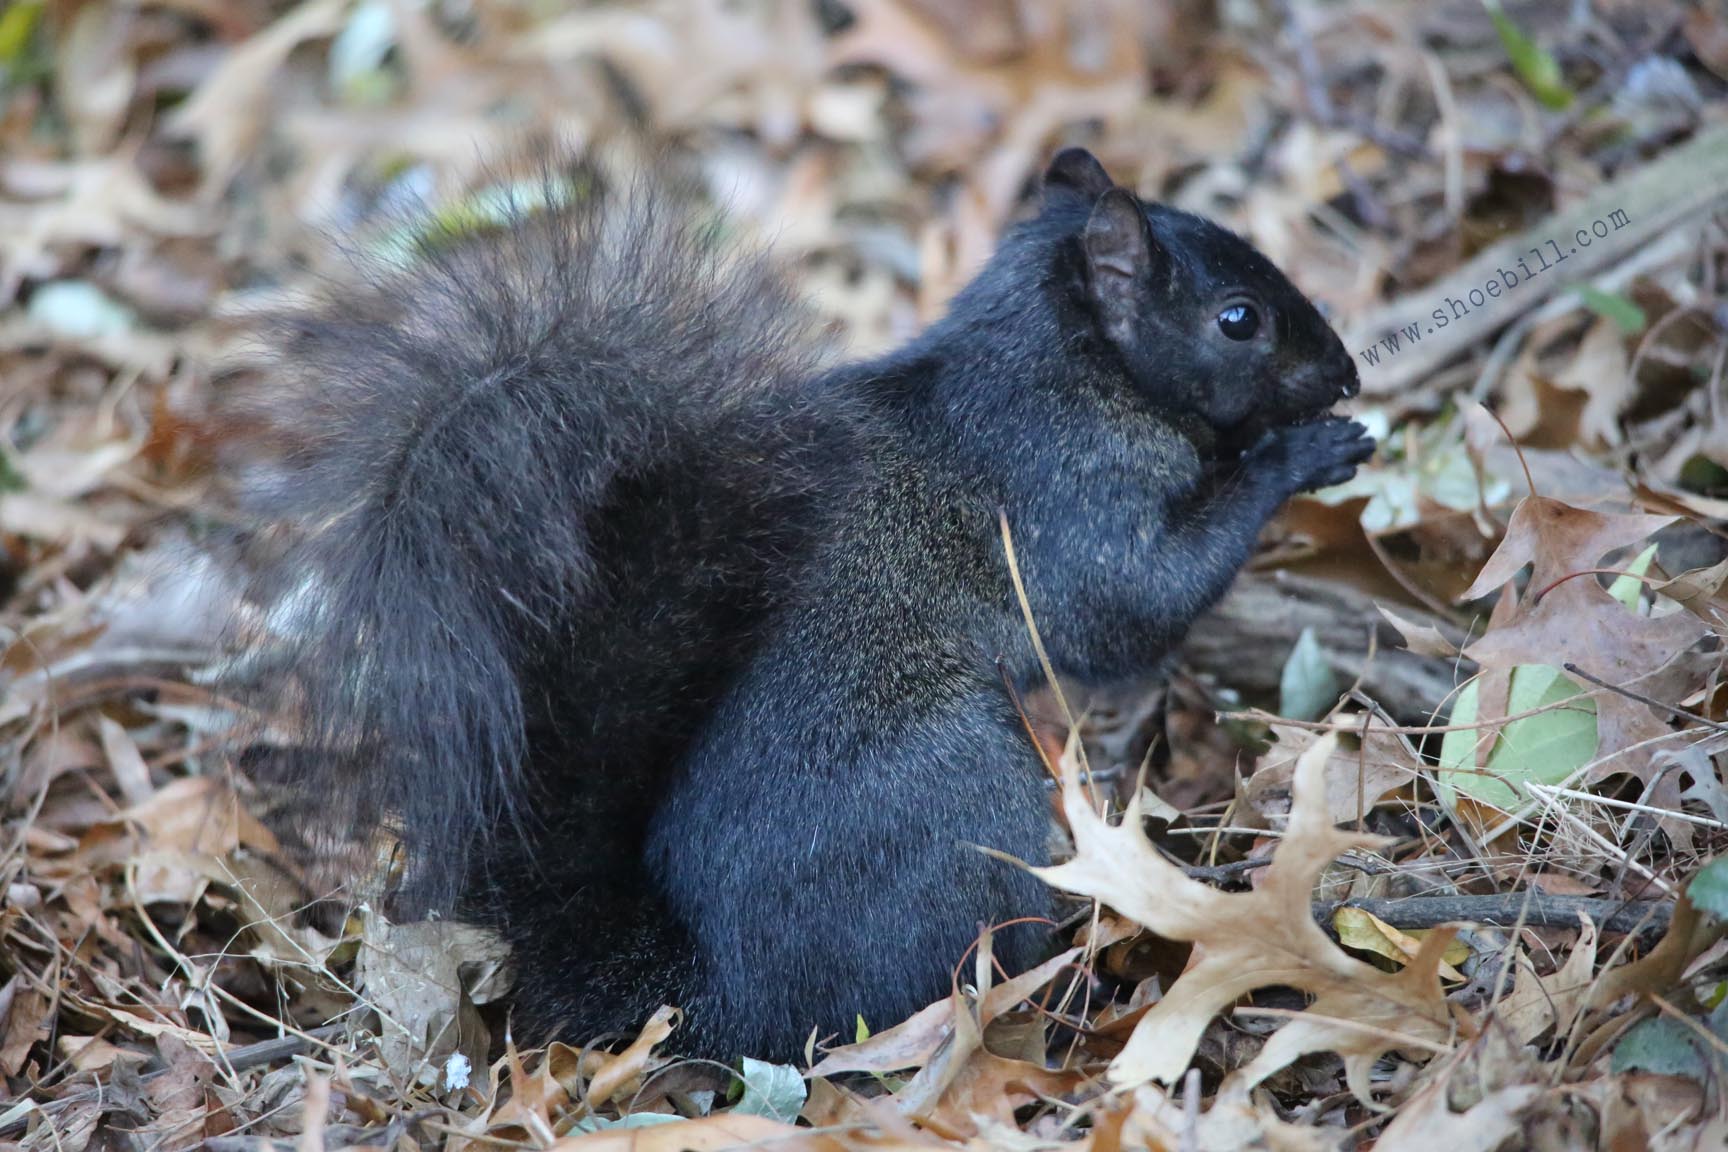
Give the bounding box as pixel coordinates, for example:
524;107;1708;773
1044;148;1115;201
1082;189;1160;341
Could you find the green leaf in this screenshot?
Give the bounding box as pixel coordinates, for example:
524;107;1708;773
1438;665;1598;809
1279;626;1339;722
1609;543;1658;610
732;1057;806;1121
373;175;589;265
0;452;25;495
1610;1017;1707;1080
855;1014;870;1044
0;1;42;67
1680;454;1728;494
1688;857;1728;921
1580;286;1648;335
1485;1;1574;110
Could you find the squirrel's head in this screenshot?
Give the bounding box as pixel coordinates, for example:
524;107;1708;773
1043;148;1358;437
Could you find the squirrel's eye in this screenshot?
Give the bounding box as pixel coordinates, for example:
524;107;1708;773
1217;303;1260;341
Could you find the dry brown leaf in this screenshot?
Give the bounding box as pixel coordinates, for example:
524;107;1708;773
1378;603;1463;659
1371;1060;1541;1152
1245;720;1423;827
299;1071;331;1152
358;913;511;1086
0;980;51;1076
97;715;153;808
547;1113;853;1152
1552;317;1635;448
520;0;826;142
126;850;216;905
165;0;349;198
1463;576;1706;792
1580;894;1709;1027
831;0;1007;160
16;436;140;502
1128;55;1265;172
1461;496;1674;605
834;0;1149;233
57;1033;149;1073
810;944;1082;1076
0;491;131;550
885;961;1072;1136
586;1005;678;1109
19;1101;102;1151
1497;913;1599;1045
132;1034;231;1145
1036;733;1456;1094
76;775;278;867
484;1035;564;1142
1113;1081;1342;1152
52;6;138;156
64;998;218;1055
1456;494;1707;818
1241;926;1462;1103
923;1052;1080;1138
0;155;212;300
1656;557;1728;621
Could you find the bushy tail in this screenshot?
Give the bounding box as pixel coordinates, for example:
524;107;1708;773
225;159;846;911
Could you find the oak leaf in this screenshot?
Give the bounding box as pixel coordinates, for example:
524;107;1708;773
1245;720;1423;827
1114;1081;1343;1152
1035;733;1456;1095
1456;495;1708;835
1497;913;1598;1045
1459;496;1673;606
1371;1069;1541;1152
810;944;1083;1076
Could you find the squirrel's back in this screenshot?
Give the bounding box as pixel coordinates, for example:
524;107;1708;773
228;160;863;921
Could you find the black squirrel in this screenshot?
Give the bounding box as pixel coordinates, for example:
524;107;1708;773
230;148;1371;1061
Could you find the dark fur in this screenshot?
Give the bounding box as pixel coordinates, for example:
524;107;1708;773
230;151;1368;1061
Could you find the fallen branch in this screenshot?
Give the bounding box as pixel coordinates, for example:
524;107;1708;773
1347;122;1728;396
1183;572;1471;723
1314;893;1673;938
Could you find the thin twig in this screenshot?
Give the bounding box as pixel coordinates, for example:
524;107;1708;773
0;1026;345;1137
1562;663;1728;734
1532;784;1728;830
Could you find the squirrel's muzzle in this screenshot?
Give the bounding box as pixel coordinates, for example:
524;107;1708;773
1281;346;1359;416
1337;360;1361;399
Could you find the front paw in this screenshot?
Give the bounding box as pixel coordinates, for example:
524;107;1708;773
1249;417;1375;494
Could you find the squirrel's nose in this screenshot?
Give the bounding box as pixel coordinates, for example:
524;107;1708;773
1334;350;1361;399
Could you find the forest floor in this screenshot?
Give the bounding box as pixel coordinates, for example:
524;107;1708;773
3;1;1728;1149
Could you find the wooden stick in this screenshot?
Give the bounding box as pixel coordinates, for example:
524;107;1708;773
1346;122;1728;396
